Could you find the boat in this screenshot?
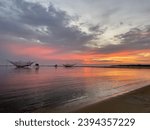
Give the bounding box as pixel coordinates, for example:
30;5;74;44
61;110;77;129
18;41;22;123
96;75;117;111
54;64;58;68
63;64;76;67
34;63;40;69
8;60;34;68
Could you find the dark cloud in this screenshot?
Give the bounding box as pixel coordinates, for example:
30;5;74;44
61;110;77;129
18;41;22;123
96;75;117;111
0;0;98;51
89;25;101;32
89;25;107;35
16;0;70;26
94;27;150;54
0;18;36;39
0;2;3;6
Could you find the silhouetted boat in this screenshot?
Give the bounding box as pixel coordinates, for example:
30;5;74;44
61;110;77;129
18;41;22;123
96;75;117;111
54;64;58;68
34;63;40;69
8;60;34;68
63;64;76;67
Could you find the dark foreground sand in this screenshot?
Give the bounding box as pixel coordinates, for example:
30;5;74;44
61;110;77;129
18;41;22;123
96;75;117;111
75;85;150;113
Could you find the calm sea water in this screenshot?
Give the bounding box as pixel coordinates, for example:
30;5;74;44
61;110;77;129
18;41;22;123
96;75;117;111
0;66;150;112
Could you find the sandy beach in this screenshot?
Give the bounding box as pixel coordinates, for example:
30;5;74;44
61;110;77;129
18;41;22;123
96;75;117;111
75;85;150;113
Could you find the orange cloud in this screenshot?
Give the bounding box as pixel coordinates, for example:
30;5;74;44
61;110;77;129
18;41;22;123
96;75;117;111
90;49;150;64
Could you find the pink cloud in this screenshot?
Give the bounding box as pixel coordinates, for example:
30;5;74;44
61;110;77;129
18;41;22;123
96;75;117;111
5;43;58;60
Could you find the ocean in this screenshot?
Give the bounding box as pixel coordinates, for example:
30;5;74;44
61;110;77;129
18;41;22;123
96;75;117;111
0;66;150;112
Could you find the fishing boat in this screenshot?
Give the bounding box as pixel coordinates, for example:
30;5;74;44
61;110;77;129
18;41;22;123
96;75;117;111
8;60;34;68
63;64;76;67
34;63;40;69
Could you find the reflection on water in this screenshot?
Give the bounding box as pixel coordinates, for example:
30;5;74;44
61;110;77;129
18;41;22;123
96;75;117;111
0;66;150;112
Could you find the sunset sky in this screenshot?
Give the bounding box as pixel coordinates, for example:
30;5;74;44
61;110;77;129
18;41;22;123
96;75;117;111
0;0;150;65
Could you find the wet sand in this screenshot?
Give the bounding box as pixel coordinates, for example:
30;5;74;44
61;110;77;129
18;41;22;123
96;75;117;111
75;85;150;113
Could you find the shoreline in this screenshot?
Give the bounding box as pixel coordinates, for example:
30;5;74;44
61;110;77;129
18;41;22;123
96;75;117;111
1;64;150;69
75;85;150;113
